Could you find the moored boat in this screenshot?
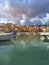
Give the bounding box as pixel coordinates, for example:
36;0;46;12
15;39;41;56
0;32;16;41
39;32;49;41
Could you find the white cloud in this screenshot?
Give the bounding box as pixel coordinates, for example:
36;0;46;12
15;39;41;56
0;18;7;23
42;13;49;24
35;13;49;25
3;2;10;11
20;19;25;25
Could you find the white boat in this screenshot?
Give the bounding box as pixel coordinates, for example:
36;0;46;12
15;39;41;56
0;32;16;41
39;32;49;35
39;32;49;41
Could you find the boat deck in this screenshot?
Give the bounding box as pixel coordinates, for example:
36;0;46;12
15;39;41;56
39;32;49;35
0;33;13;36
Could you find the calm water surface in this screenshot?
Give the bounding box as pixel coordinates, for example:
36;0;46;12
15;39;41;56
0;34;49;65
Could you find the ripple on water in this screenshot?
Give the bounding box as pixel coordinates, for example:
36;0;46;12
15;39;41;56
0;34;49;65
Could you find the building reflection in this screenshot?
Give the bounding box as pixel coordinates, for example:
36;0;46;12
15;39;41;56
13;34;39;41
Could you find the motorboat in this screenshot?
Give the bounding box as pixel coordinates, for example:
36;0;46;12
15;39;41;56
0;32;16;41
39;32;49;36
39;32;49;41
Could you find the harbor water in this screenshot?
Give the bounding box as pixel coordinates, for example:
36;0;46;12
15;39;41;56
0;34;49;65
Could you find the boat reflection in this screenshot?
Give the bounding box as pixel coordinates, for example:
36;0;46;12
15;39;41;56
0;34;49;50
11;34;49;50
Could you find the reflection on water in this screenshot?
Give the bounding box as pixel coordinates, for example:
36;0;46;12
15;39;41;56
0;34;49;65
15;34;39;41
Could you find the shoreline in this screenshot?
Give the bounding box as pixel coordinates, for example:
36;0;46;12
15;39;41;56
17;32;39;35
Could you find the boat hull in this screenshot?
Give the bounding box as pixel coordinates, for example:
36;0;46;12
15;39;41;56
39;32;49;41
39;32;49;35
0;33;16;41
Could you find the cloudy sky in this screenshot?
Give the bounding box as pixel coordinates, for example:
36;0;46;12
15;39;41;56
0;0;49;24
